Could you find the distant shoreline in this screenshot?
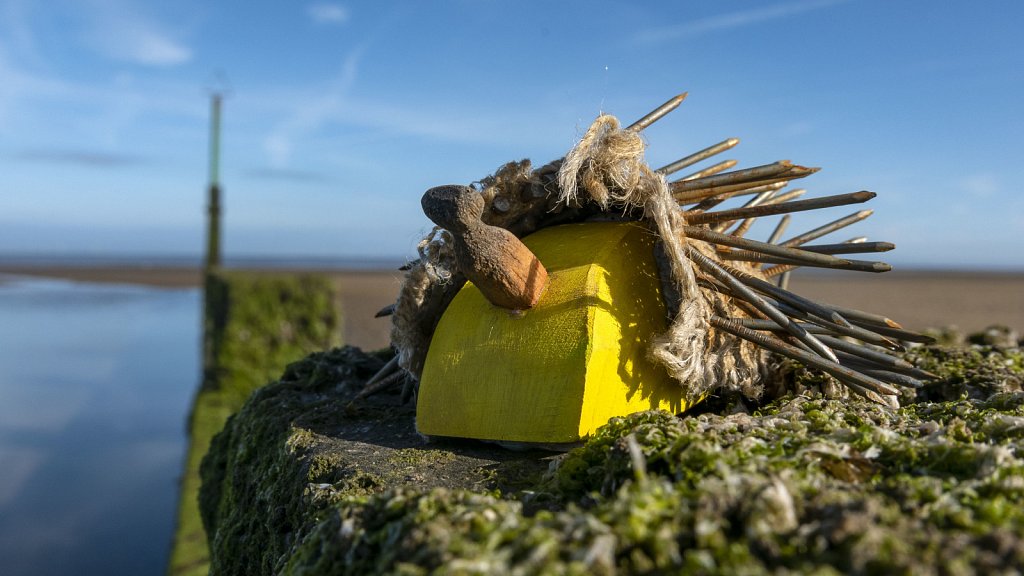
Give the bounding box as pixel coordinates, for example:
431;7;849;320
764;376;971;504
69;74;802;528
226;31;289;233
0;264;405;350
2;263;1022;288
0;264;403;289
1;264;1021;345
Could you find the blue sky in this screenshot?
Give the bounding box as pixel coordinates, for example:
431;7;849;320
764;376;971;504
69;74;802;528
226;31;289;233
0;0;1021;268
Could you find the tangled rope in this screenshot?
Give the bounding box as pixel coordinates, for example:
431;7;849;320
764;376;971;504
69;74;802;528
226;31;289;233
559;114;727;399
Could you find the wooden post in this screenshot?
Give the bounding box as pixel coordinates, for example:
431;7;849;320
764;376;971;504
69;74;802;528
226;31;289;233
205;93;223;271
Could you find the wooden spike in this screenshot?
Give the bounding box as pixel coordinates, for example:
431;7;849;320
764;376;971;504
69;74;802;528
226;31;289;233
774;293;904;330
687;247;839;363
688;192;876;226
829;305;903;330
672;161;815;194
798;241;895;255
679;159;738;181
715;261;851;328
836;357;925;389
730;187;806;237
656;138;740;175
683;181;789;212
728;217;756;238
352;368;407;403
767;214;791;244
742;307;904;351
718;251;892;273
780;210;874;247
363;355;400;388
714;189;778;233
828;344;939;381
675;172;815;204
763;263;796;277
626;93;688;131
375;303;397;318
711;316;902;402
851;322;936;344
778;270;791;290
683;225;854;268
817;335;917;372
762;188;807;206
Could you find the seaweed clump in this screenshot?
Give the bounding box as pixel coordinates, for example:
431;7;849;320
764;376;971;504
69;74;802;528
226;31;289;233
201;333;1024;575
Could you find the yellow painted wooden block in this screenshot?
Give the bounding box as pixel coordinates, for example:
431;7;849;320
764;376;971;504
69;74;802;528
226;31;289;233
417;222;693;444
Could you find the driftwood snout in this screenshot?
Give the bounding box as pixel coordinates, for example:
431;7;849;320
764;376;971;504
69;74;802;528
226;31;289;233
422;185;548;310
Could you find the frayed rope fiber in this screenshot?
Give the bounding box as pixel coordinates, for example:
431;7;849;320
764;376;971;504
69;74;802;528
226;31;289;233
558;114;757;399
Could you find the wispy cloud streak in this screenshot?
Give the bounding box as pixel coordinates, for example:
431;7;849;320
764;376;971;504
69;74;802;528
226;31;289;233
12;149;143;167
82;0;192;66
263;46;363;168
635;0;851;45
307;3;350;25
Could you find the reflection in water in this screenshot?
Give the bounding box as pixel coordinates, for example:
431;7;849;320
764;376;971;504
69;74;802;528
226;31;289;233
0;276;199;576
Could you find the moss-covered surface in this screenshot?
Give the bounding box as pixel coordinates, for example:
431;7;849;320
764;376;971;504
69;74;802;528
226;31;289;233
168;271;343;576
198;345;556;576
201;333;1024;575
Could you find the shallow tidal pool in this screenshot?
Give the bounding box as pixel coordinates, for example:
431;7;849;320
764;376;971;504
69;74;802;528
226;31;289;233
0;275;199;576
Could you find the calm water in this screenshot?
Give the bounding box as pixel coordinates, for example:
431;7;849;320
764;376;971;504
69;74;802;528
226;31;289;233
0;275;200;576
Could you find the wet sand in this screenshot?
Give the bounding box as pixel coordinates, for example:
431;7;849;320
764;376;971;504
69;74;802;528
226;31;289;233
789;271;1024;335
1;265;1021;350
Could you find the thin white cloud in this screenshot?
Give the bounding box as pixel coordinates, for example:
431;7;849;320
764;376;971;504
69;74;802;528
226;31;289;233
635;0;851;45
81;0;192;66
263;46;363;167
307;3;350;25
116;28;190;66
253;76;567;169
959;173;999;198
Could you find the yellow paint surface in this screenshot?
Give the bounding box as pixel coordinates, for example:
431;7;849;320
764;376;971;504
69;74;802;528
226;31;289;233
417;222;691;443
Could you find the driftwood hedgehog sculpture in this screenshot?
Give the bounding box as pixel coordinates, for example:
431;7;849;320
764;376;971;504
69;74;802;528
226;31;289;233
368;93;935;444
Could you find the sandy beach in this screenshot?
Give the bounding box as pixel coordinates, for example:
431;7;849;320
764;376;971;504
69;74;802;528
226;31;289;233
1;265;1021;350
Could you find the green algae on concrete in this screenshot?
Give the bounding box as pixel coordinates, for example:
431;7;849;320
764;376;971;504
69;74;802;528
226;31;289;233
168;271;343;576
198;345;556;576
201;334;1024;575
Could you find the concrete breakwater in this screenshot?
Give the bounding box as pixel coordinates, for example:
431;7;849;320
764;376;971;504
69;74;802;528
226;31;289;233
168;271;343;576
196;329;1024;574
